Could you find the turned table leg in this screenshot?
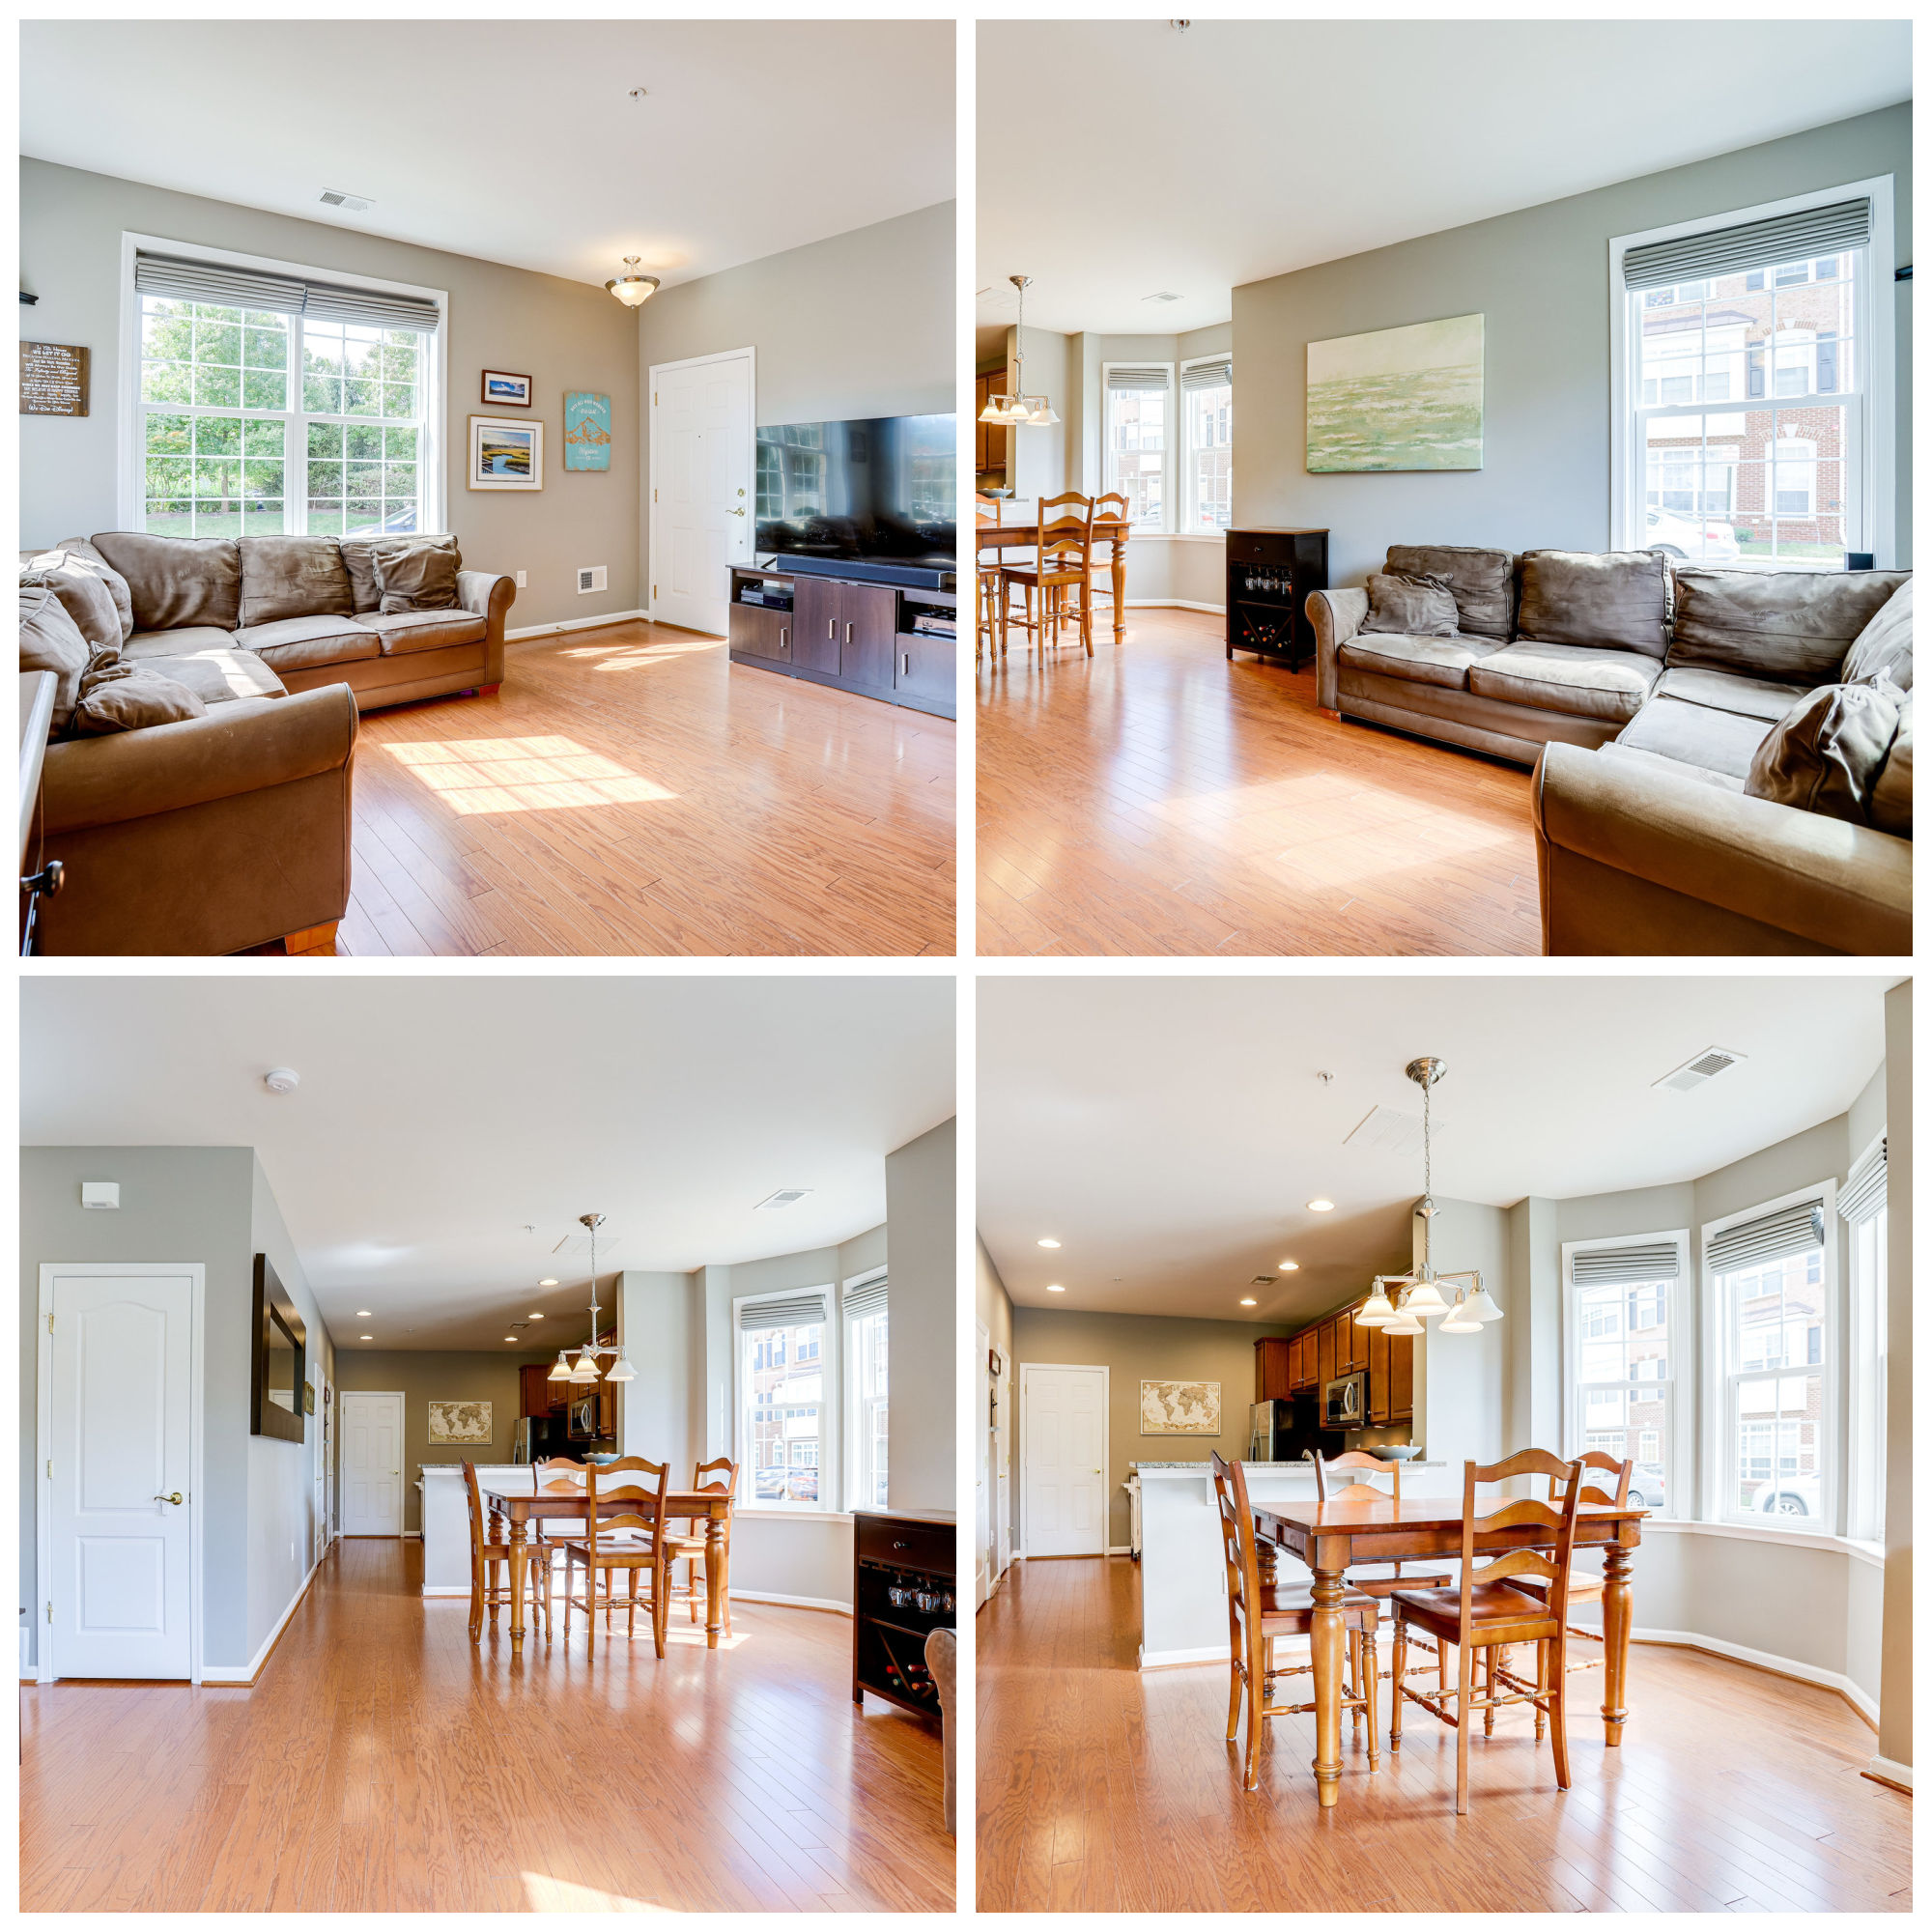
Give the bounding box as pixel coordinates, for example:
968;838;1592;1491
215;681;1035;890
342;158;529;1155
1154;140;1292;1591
1310;1555;1347;1808
508;1513;528;1654
1111;537;1126;646
1601;1539;1633;1745
706;1513;728;1647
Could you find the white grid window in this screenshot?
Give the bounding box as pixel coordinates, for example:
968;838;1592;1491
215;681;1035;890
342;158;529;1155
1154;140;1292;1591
1180;358;1232;532
738;1302;829;1509
1572;1267;1675;1516
1103;365;1173;531
846;1302;889;1512
1847;1192;1888;1547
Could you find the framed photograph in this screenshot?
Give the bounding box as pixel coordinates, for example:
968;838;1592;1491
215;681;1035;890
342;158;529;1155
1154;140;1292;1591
1306;312;1484;472
427;1399;494;1444
1139;1378;1222;1435
469;414;543;491
479;368;532;408
563;390;612;470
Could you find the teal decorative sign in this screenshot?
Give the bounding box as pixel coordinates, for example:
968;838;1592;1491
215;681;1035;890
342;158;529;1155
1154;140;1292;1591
563;390;612;471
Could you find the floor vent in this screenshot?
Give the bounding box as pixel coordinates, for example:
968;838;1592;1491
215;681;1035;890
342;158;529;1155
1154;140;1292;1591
1654;1045;1747;1093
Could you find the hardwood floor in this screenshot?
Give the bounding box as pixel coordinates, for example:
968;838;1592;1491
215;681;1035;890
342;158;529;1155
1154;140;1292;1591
976;1555;1910;1914
977;608;1541;955
21;1539;952;1913
314;620;954;955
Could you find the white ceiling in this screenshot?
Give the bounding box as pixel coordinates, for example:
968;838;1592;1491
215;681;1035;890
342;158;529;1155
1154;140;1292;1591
979;975;1894;1324
978;20;1911;335
20;20;954;293
23;975;953;1350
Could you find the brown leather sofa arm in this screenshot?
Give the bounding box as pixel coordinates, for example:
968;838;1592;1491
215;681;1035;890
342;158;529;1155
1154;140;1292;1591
1533;741;1913;955
1309;586;1367;713
458;569;516;684
41;685;358;837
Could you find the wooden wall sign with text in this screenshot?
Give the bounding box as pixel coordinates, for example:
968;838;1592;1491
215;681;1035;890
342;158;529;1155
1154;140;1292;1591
20;341;89;416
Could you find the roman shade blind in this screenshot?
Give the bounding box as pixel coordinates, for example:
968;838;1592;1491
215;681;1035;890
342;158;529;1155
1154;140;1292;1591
736;1291;830;1331
844;1276;888;1323
1839;1139;1887;1225
1706;1201;1826;1275
1107;363;1171;391
1572;1241;1681;1286
134;251;440;332
1622;198;1871;292
1180;355;1233;390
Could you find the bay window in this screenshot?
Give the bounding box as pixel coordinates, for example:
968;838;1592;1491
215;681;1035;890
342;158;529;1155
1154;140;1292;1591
737;1291;831;1509
844;1274;889;1512
1566;1236;1681;1513
1102;363;1172;531
1842;1137;1888;1546
1179;355;1233;532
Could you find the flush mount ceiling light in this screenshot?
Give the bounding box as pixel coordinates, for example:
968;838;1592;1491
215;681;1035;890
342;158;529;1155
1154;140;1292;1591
1307;1198;1335;1213
1356;1056;1503;1337
1037;1237;1062;1248
605;256;660;308
563;1214;637;1383
979;276;1060;427
264;1067;299;1094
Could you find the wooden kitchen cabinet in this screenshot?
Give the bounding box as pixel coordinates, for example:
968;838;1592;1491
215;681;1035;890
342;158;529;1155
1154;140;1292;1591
1255;1337;1293;1404
1367;1321;1391;1422
519;1363;563;1418
1389;1325;1414;1420
1315;1319;1335;1394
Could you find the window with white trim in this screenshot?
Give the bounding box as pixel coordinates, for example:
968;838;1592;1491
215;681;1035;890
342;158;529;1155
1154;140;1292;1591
844;1275;889;1512
1708;1197;1831;1528
736;1291;831;1509
1618;190;1880;570
1179;355;1232;532
1844;1137;1888;1545
129;247;440;540
1568;1237;1679;1516
1102;363;1173;531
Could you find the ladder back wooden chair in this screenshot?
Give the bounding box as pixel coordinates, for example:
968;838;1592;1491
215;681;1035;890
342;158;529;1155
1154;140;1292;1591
1508;1450;1633;1685
531;1455;592;1548
463;1460;552;1643
1390;1449;1584;1814
670;1456;737;1630
975;494;1005;664
1210;1450;1380;1793
1067;490;1127;638
1000;492;1094;657
1313;1450;1453;1691
560;1455;671;1659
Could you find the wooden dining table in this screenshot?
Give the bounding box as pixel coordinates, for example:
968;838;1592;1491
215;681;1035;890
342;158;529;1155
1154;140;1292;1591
1253;1493;1647;1808
977;515;1132;646
479;1474;735;1654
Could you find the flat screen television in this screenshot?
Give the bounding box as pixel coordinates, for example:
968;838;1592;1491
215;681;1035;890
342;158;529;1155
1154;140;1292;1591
755;412;955;575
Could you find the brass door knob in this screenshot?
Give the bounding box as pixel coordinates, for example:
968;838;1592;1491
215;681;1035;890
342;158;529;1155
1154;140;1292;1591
725;506;745;516
155;1492;184;1506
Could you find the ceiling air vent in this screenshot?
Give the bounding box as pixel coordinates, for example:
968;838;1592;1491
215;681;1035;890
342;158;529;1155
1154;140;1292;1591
1249;1275;1276;1287
1142;290;1183;303
577;565;608;594
1343;1104;1426;1156
1653;1045;1747;1094
755;1188;812;1210
551;1225;620;1255
319;188;373;212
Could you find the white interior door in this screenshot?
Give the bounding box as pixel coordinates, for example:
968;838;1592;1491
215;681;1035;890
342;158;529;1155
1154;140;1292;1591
340;1392;404;1536
1023;1364;1107;1558
976;1321;991;1605
650;349;752;637
46;1266;195;1679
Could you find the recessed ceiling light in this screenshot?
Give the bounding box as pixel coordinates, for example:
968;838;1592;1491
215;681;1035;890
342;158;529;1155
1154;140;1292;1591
359;1333;373;1341
1278;1261;1299;1272
355;1309;372;1317
539;1278;558;1288
504;1335;518;1343
528;1312;544;1320
1037;1237;1062;1248
1239;1297;1257;1307
1308;1199;1335;1212
1046;1283;1066;1293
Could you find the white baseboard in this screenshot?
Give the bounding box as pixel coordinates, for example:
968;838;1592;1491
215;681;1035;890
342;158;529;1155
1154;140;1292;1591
1122;598;1225;614
506;609;648;642
728;1588;852;1616
1140;1642;1235;1668
1865;1753;1912;1790
1107;1544;1133;1556
202;1552;323;1684
421;1585;470;1598
1631;1625;1878;1722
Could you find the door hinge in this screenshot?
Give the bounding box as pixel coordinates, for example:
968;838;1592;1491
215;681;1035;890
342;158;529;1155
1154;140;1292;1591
651;584;657;601
653;488;658;502
46;1602;52;1624
46;1459;52;1480
47;1312;54;1334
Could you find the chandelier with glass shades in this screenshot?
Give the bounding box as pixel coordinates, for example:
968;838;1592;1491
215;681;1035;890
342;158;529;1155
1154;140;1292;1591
546;1213;637;1385
978;275;1060;427
1353;1057;1504;1337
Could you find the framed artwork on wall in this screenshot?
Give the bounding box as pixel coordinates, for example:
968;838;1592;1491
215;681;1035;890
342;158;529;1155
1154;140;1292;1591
563;390;612;470
479;369;533;408
1306;312;1484;472
250;1254;306;1444
426;1399;494;1444
469;414;543;491
1140;1378;1221;1435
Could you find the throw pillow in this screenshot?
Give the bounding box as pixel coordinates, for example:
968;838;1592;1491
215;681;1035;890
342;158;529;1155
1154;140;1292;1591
1745;680;1900;827
20;550;123;652
374;542;461;613
68;650;209;737
19;582;93;737
1840;577;1913;696
1867;690;1912;840
51;536;135;642
1360;571;1460;639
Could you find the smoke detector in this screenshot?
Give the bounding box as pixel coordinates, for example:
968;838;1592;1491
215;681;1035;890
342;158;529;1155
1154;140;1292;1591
755;1188;812;1210
319;188;373;212
1653;1045;1747;1094
264;1067;299;1094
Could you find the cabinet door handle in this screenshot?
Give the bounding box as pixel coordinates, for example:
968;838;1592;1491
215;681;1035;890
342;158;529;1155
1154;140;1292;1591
780;626;788;650
845;622;854;644
901;652;910;676
827;618;836;640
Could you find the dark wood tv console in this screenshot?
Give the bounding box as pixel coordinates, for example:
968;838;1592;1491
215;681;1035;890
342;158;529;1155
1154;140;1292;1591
727;565;956;720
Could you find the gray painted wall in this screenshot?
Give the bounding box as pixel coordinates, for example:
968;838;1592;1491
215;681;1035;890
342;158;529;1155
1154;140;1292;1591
1877;982;1911;1765
19;157;643;631
634;201;954;609
885;1117;956;1517
1233;104;1913;584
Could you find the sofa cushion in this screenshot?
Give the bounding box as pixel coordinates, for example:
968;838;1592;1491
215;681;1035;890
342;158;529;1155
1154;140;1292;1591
51;537;135;641
1745;681;1901;827
69;654;209;737
1841;577;1913;695
238;536;355;627
1868;693;1911;839
359;608;489;656
1517;549;1670;660
234;613;383;671
375;541;461;612
20;582;93;736
1337;632;1502;691
1468;642;1660;724
1361;571;1459;639
125;625;241;660
1651;665;1809;724
89;531;242;633
21;548;127;653
131;645;285;707
1614;693;1774;781
1595;740;1747;793
1385;544;1515;640
339;533;459;612
1667;566;1912;688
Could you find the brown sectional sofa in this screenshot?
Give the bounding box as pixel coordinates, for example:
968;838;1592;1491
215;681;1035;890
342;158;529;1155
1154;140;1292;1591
20;531;515;955
1310;546;1912;955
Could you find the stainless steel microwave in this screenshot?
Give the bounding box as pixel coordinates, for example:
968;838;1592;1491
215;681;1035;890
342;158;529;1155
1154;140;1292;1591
1323;1372;1365;1430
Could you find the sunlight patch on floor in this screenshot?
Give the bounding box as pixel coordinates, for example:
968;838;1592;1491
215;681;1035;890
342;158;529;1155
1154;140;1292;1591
561;637;726;670
522;1873;678;1913
382;736;677;814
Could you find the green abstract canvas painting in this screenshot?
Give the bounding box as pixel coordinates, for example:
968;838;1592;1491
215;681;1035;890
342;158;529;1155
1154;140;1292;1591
1306;313;1484;472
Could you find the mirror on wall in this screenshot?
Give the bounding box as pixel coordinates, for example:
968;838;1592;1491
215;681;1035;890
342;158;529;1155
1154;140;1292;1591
251;1253;306;1444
